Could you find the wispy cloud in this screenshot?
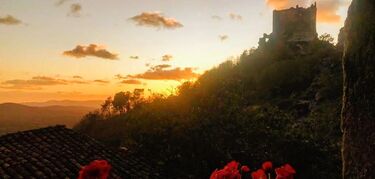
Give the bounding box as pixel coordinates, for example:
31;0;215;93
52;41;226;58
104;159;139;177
121;79;143;85
127;67;199;81
212;15;222;20
150;64;172;71
68;3;82;17
129;56;139;60
219;35;229;42
115;74;143;85
55;0;70;6
0;15;22;25
0;76;87;90
317;0;344;23
162;54;173;61
63;44;119;60
73;75;83;79
115;74;126;80
130;12;183;29
93;79;110;84
229;13;242;20
0;76;113;90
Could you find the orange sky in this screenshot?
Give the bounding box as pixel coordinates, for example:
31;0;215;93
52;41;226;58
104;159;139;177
0;0;351;103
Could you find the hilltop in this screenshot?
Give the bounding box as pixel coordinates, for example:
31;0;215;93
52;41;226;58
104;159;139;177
22;100;102;108
75;35;343;178
0;103;94;135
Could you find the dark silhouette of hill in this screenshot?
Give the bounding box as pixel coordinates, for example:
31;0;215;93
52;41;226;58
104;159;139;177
0;103;94;135
75;36;343;178
22;99;102;108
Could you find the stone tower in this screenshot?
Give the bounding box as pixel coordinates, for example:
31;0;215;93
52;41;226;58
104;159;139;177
272;3;317;43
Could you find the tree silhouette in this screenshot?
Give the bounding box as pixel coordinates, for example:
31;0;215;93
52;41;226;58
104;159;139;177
112;92;131;113
101;97;113;119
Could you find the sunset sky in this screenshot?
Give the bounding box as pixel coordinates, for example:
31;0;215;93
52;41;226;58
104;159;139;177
0;0;351;103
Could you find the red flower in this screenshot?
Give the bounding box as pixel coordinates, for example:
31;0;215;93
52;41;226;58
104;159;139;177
241;165;250;173
210;161;241;179
251;169;266;179
262;161;273;171
275;164;296;179
283;164;296;174
225;161;240;171
78;160;111;179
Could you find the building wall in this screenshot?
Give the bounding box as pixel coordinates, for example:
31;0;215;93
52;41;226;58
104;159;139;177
272;4;317;42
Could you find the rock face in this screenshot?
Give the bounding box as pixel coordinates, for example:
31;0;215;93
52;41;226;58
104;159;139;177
341;0;375;178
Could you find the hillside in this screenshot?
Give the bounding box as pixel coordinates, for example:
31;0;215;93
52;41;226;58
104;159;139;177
23;100;102;108
75;37;343;178
0;103;94;135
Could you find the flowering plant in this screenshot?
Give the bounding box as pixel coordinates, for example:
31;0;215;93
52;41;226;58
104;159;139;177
78;160;111;179
210;161;296;179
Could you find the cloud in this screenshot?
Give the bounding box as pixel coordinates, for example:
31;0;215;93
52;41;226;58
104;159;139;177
69;80;89;84
150;64;172;71
63;44;118;60
162;54;173;61
130;12;183;29
0;76;87;90
212;15;222;20
68;3;82;17
0;15;22;25
265;0;345;23
229;13;242;20
121;79;143;85
73;75;83;79
115;74;126;80
55;0;70;6
93;79;110;84
317;0;343;23
129;56;139;60
128;67;199;81
266;0;289;9
219;35;229;41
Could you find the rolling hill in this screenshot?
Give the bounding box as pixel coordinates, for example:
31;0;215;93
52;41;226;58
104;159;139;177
0;103;96;135
22;100;102;108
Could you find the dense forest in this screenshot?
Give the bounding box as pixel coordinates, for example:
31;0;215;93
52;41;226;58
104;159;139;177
75;34;343;178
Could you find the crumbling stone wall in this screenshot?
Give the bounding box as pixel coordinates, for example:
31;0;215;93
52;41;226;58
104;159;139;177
272;3;317;42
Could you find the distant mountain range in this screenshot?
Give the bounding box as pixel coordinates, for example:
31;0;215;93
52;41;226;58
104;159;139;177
0;102;97;135
22;100;102;108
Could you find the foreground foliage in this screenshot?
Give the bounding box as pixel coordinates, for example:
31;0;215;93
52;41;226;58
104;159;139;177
75;38;342;178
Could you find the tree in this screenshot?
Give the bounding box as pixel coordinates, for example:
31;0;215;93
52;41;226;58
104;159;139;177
319;33;334;44
341;0;375;178
101;97;113;118
112;92;131;113
132;88;145;107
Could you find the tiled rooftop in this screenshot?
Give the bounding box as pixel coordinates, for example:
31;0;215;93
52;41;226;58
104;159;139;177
0;125;160;179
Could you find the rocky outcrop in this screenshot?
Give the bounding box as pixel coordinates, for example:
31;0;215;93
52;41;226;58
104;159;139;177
341;0;375;178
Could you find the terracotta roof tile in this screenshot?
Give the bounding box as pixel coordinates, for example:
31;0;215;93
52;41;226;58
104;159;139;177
0;125;160;179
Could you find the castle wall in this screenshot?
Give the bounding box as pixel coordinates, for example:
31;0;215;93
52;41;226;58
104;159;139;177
272;4;317;42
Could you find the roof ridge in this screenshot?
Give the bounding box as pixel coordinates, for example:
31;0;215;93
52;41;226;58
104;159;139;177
0;125;67;138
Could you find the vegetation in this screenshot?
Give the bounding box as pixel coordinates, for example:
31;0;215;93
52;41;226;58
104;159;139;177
75;35;343;178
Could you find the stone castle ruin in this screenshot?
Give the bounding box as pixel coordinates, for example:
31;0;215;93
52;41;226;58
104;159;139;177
273;3;317;42
259;3;318;47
